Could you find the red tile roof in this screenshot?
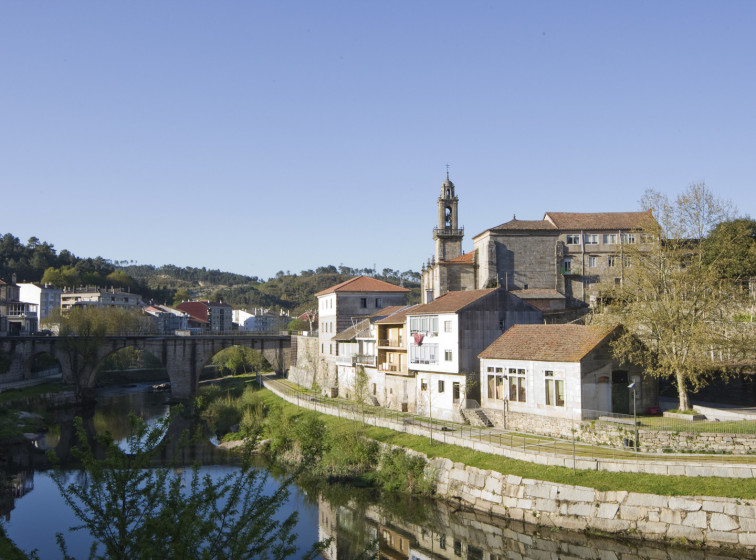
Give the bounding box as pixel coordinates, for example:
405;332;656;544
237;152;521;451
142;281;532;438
441;252;475;264
482;211;654;235
315;276;410;296
408;289;497;315
478;324;620;362
545;211;653;230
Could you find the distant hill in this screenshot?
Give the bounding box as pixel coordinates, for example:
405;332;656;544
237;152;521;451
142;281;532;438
0;232;420;314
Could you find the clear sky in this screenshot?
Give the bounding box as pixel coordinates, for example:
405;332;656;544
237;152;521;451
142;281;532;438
2;1;754;280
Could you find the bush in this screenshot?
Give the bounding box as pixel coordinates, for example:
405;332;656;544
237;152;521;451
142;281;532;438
378;448;434;496
322;423;379;476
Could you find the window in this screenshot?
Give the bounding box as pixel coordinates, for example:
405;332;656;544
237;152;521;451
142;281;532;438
566;234;580;245
588;256;597;268
608;256;616;268
444;350;453;361
621;233;636;244
544;371;565;407
508;368;527;402
421;379;427;391
375;297;383;308
640;233;654;243
563;258;572;272
410;315;439;335
438;380;445;393
624;256;632;268
444;320;452;333
584;233;598;245
603;233;617;245
410;343;438;364
452;382;461;403
360;297;367;309
488;373;505;400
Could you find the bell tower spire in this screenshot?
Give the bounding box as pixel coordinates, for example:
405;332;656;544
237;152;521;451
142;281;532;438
433;170;463;261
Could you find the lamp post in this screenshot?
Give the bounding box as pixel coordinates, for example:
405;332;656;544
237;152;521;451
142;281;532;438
628;381;638;451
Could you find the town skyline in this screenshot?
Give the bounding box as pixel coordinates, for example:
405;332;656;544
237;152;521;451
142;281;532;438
3;2;754;279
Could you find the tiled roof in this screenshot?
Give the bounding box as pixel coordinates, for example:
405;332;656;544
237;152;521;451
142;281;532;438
482;211;654;235
545;211;653;230
315;276;410;296
375;304;421;324
478;324;619;362
489;218;557;232
441;252;475;264
333;318;372;341
408;289;496;315
509;289;566;300
370;305;407;319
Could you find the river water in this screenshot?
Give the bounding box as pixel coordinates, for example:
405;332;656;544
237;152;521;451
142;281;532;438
2;385;752;559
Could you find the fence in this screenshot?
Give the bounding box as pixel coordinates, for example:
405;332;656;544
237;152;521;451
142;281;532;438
262;376;756;476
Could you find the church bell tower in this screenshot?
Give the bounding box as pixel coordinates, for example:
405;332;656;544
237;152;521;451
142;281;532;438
433;172;463;261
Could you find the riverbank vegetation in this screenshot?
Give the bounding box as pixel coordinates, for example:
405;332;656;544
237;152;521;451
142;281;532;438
196;375;756;500
195;376;435;496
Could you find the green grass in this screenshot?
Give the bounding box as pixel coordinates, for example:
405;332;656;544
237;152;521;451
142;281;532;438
256;387;756;500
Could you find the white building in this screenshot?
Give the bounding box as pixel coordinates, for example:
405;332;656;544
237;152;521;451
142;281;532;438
406;288;542;422
478;324;656;432
142;304;190;334
18;283;62;320
233;308;289;333
61;286;141;311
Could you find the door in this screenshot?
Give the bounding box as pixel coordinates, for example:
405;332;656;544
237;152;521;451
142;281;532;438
612;370;629;414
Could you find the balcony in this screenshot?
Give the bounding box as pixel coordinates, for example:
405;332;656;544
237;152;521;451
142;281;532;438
336;354;376;367
379;363;406;374
560;266;581;276
378;338;404;348
355;355;376;366
433;227;464;238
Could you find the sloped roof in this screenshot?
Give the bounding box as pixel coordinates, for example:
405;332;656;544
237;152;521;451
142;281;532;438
479;211;654;236
441;252;475;264
315;276;410;296
509;289;566;300
370;305;407;319
408;289;496;315
545;211;653;230
333;318;372;341
478;324;619;362
375;304;421;324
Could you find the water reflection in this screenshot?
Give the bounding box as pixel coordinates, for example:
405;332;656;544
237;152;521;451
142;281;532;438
314;491;754;560
2;385;754;560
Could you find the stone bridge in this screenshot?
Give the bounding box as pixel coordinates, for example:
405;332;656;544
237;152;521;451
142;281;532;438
0;334;291;401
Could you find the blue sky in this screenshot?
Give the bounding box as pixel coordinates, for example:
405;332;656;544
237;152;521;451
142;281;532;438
2;1;754;280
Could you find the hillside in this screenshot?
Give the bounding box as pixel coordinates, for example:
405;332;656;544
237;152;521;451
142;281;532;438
0;232;421;314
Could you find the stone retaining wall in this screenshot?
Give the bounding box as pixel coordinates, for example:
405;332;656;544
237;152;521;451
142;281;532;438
429;457;756;550
503;409;756;454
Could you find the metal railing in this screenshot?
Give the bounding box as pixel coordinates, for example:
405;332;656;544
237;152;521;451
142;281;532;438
262;377;756;476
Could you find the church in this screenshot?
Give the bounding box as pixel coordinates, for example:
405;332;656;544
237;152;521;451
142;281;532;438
420;174;655;314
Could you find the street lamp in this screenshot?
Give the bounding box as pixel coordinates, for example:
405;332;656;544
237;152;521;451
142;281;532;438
628;381;638;451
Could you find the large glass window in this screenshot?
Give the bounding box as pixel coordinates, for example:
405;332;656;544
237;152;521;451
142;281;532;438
488;373;506;400
544;370;565;407
508;368;527;402
409;343;438;364
410;315;439;335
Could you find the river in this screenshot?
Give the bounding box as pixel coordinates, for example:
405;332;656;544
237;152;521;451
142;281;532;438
2;384;753;559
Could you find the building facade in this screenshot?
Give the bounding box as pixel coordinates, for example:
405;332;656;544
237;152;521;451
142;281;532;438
176;301;233;332
0;276;38;335
18;283;62;320
60;287;141;311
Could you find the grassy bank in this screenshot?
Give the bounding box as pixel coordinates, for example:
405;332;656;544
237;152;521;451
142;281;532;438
208;380;756;502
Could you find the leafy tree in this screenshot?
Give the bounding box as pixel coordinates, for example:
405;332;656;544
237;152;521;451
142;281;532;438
172;288;191;306
211;346;271;376
701;218;756;281
599;184;751;410
47;414;325;560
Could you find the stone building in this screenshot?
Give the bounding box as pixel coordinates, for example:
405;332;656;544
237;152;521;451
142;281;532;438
315;276;409;394
176;300;233;332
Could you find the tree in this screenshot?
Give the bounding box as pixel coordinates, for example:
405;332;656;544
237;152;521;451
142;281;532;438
701;218;756;281
599;183;750;410
48;414;325;560
211;346;271;376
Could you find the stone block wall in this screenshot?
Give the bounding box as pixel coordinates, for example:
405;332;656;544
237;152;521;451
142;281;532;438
429;457;756;550
500;409;756;454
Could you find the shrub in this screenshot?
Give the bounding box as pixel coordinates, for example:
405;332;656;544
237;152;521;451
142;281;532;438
378;448;434;496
